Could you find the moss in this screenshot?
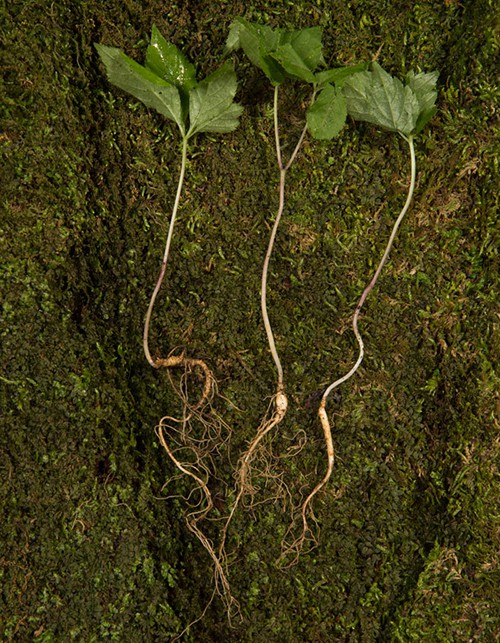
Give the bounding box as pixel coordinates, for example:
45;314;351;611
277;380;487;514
1;0;498;640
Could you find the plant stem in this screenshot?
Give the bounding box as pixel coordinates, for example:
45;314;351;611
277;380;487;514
261;86;312;388
322;134;416;402
261;165;286;388
260;86;286;388
273;85;283;171
281;136;417;561
222;85;312;563
143;135;189;367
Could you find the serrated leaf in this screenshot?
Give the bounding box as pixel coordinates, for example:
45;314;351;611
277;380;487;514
187;61;243;136
343;63;418;135
271;42;317;83
145;25;197;92
226;17;281;57
406;69;439;113
95;43;185;133
226;18;285;85
272;27;324;81
227;19;325;86
343;62;438;136
306;84;347;139
315;62;369;88
225;18;244;54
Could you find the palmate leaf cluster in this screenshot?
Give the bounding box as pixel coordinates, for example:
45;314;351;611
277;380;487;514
225;18;325;85
343;62;439;136
95;25;243;139
95;23;438;144
226;18;368;140
225;19;438;140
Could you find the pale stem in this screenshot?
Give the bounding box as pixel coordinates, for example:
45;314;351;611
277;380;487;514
284;88;315;171
282;135;418;559
322;134;416;403
273;86;283;170
143;135;189;367
261;166;286;388
262;85;312;387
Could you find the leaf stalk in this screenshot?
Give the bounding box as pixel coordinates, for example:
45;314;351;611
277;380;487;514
322;134;416;402
143;134;189;366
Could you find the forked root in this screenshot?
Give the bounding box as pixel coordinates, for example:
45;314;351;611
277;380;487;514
218;389;288;566
157;422;239;621
155;355;240;624
237;390;288;499
278;398;335;566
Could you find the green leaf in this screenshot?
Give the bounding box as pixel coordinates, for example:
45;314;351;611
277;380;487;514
284;27;324;71
145;25;197;92
187;61;243;136
226;18;285;85
344;63;419;134
306;84;347;139
271;27;324;82
406;69;439;112
95;43;185;133
342;63;414;135
225;18;245;54
226;19;324;86
343;62;438;136
315;62;369;88
226;18;283;60
271;43;316;83
413;106;437;135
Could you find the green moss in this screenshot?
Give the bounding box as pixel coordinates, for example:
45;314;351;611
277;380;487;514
1;0;498;640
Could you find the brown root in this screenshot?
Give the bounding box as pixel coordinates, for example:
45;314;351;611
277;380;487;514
278;398;335;566
153;353;212;413
154;353;240;624
236;389;288;502
218;389;288;569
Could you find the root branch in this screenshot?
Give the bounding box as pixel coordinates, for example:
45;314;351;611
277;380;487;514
155;354;240;623
278;399;335;566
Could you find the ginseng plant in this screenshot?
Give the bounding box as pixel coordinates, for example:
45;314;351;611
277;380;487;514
221;17;366;549
95;25;243;617
282;61;438;561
